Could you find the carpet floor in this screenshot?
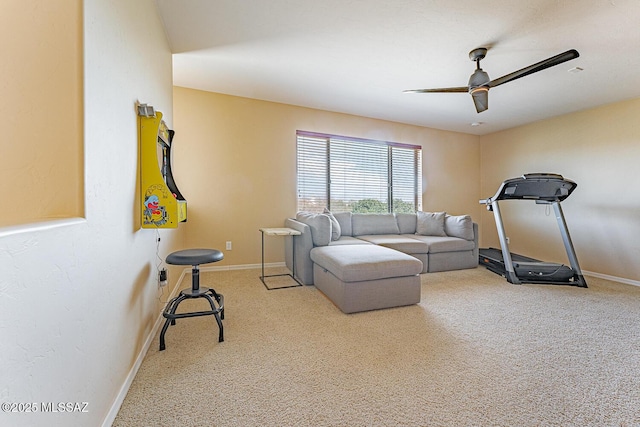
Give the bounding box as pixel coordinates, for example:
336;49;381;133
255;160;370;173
113;267;640;426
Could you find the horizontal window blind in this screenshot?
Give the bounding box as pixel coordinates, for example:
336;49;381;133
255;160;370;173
296;131;422;214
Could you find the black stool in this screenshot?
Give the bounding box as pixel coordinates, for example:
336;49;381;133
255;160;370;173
159;249;225;351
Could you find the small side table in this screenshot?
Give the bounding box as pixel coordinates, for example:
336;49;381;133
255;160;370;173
259;227;302;290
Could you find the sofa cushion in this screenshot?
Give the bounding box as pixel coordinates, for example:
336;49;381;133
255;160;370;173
295;212;332;246
323;208;341;241
444;214;474;241
310;245;422;282
357;234;429;254
352;213;399;236
410;235;475;253
328;236;372;246
396;213;417;234
333;211;352;237
416;211;447;236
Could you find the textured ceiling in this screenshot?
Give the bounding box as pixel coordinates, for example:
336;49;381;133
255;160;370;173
156;0;640;135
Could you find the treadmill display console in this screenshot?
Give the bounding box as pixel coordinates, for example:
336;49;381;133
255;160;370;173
491;173;577;203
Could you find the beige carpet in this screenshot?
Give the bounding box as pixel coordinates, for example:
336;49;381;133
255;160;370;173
113;267;640;426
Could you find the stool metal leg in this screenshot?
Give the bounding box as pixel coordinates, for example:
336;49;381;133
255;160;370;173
159;293;188;351
208;288;224;320
203;293;224;342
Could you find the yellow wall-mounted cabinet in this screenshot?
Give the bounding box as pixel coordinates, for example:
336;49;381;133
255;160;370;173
139;108;187;228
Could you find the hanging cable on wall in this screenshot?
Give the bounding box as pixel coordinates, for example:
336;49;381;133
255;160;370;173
155;228;170;304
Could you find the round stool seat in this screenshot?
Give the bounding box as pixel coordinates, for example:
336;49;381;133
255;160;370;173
166;248;224;266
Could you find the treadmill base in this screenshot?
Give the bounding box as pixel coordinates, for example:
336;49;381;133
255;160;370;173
479;247;587;287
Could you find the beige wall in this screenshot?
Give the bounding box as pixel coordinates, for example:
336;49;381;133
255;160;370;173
0;1;182;426
173;87;481;266
0;0;83;227
174;87;640;283
479;98;640;282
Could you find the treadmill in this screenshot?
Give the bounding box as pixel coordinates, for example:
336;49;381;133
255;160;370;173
479;173;587;288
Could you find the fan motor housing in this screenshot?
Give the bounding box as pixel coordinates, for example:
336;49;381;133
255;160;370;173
469;47;488;62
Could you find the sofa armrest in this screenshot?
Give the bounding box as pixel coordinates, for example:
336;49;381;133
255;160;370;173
284;218;315;285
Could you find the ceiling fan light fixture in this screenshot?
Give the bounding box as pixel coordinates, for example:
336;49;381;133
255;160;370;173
470;86;489;113
469;86;489;94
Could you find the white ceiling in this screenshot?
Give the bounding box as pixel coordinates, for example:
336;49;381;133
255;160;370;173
156;0;640;135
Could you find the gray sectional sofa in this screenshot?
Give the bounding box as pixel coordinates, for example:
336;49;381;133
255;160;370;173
284;211;478;313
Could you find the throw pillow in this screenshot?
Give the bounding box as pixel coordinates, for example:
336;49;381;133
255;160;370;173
416;211;447;236
295;212;332;246
444;215;474;240
323;208;341;241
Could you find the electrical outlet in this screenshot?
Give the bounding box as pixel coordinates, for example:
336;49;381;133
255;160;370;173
159;268;167;287
226;241;232;250
506;237;510;244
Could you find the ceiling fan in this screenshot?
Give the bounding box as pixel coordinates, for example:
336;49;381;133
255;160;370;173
404;48;580;113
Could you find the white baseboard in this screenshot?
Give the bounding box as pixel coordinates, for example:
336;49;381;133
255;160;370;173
102;262;273;425
102;268;188;427
200;262;285;272
208;265;640;287
102;263;285;425
583;270;640;287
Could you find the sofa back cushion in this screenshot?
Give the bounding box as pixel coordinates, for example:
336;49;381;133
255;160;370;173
396;213;417;234
416;211;447;236
444;214;474;241
352;213;400;236
333;211;352;237
296;212;332;246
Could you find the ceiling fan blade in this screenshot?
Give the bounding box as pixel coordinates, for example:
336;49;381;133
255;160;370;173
489;49;579;88
404;87;468;94
471;88;488;113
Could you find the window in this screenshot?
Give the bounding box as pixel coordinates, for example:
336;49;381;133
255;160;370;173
296;131;422;213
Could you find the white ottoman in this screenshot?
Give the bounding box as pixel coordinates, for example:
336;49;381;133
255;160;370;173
310;245;423;313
